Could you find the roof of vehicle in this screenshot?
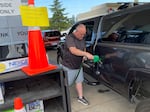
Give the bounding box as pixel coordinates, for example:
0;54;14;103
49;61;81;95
103;3;150;19
76;3;121;21
76;2;148;21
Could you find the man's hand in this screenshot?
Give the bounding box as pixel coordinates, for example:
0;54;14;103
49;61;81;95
84;52;94;60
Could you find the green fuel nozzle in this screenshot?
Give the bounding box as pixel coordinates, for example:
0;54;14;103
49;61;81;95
93;55;102;63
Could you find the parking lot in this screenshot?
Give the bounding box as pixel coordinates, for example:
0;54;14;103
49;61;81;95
47;49;137;112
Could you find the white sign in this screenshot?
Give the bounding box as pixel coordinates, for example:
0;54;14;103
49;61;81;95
0;0;21;16
26;100;44;112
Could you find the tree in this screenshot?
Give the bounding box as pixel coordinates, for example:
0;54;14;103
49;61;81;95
49;0;72;31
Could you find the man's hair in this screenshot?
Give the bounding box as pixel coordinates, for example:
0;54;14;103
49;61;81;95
76;24;86;31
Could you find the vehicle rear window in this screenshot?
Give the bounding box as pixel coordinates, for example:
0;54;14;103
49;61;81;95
44;31;61;37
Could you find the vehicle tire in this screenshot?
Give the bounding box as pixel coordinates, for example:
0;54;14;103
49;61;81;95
135;99;150;112
128;76;141;103
57;55;63;64
57;42;64;64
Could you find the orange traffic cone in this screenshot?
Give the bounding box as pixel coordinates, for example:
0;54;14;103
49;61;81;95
28;0;34;5
22;30;57;76
21;0;57;76
14;97;26;112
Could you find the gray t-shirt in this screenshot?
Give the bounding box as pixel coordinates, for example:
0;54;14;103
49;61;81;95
62;33;85;69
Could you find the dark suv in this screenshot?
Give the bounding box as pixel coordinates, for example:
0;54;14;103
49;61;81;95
57;3;150;112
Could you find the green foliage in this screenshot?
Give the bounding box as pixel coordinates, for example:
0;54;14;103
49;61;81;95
40;26;50;30
49;0;74;31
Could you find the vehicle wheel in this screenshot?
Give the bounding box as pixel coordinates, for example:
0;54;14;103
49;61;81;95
128;77;141;103
57;55;63;64
135;99;150;112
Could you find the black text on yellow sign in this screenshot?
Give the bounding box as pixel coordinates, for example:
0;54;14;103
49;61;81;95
20;6;50;27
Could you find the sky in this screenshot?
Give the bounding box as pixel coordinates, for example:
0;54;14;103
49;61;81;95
34;0;149;18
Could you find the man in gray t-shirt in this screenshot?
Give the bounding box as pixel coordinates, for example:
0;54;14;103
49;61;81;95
62;24;94;105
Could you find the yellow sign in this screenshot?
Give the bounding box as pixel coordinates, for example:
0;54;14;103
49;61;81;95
20;6;50;26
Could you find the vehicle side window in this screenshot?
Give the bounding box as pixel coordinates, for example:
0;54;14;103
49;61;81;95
101;10;150;45
69;21;95;42
123;31;150;44
0;46;9;60
0;43;27;61
85;22;94;41
102;32;119;42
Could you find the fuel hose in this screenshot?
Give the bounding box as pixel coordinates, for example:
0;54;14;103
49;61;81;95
72;55;101;86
